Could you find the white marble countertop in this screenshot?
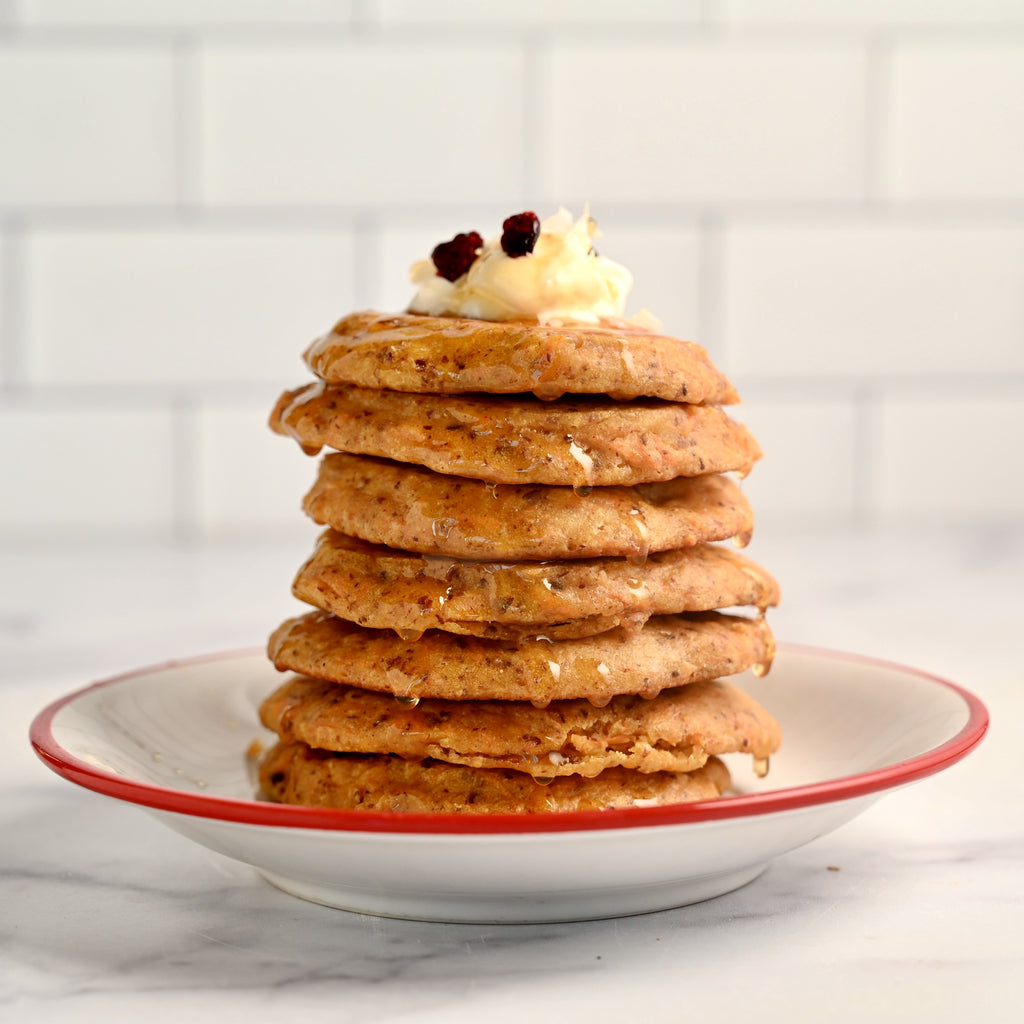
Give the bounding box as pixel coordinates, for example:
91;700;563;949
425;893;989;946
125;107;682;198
2;526;1021;1022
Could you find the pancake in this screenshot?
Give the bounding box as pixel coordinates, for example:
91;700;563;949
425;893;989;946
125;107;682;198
259;675;781;778
303;453;754;561
270;383;761;486
292;530;780;640
258;741;732;813
303;311;740;405
268;610;775;704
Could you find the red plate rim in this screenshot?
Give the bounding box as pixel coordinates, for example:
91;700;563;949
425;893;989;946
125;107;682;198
29;643;988;836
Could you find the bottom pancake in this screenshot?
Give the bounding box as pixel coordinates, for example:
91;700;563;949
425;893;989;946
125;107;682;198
259;742;731;813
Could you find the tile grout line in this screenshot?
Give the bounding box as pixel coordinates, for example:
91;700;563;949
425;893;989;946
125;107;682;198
700;0;723;27
170;390;199;544
6;19;1024;50
0;219;26;389
863;31;892;205
352;0;382;32
10;21;1024;45
522;30;551;205
172;31;202;213
851;381;881;530
696;210;727;368
9;201;1024;228
351;209;379;308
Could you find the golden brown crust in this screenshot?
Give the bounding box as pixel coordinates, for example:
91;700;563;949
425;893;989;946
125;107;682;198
259;675;781;778
303;310;739;404
292;530;780;640
258;741;732;813
270;383;760;486
303;453;755;561
267;610;775;704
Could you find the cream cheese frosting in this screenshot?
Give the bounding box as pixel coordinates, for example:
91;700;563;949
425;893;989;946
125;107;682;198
408;208;635;325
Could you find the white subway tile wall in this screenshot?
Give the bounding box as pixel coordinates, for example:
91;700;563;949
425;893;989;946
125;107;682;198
722;222;1024;377
874;396;1024;523
886;41;1024;201
0;404;176;531
546;41;868;204
721;0;1024;26
199;43;526;206
729;395;862;527
0;236;7;384
0;0;1021;541
25;228;354;385
378;1;704;25
18;1;357;27
193;403;322;541
0;46;176;206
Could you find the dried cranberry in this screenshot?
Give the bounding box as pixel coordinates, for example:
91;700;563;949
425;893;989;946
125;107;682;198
431;231;482;281
501;211;540;257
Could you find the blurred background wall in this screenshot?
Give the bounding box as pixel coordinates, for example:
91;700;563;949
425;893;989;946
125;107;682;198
2;0;1023;545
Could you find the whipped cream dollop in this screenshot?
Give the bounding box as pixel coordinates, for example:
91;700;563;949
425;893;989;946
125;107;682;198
408;208;635;325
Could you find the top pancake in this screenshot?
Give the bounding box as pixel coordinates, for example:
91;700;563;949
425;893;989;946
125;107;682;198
303;311;739;404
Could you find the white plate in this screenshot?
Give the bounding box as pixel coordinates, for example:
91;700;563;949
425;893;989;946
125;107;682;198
31;646;987;924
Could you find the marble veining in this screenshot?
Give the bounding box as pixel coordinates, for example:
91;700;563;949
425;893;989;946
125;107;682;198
2;527;1021;1022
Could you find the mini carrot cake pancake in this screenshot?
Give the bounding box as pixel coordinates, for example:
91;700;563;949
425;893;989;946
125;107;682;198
259;675;781;778
270;384;761;486
292;530;780;640
303;453;755;562
268;610;775;705
258;743;733;813
304;311;738;405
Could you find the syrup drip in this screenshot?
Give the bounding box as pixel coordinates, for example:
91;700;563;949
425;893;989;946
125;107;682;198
740;563;776;612
619;337;637;377
752;616;776;677
421;555;460;581
279;380;326;435
431;517;458;539
533;776;555;787
625;507;651;566
567;436;597;488
587;694;613;709
394;695;420;708
396;627;424;642
753;756;770;778
530;696;552;709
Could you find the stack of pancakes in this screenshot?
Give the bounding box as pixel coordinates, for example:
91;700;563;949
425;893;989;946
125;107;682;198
259;310;780;814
